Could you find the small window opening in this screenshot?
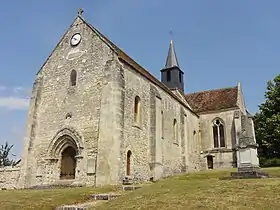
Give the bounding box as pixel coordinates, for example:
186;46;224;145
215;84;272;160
134;96;141;124
161;110;164;139
126;150;132;176
173;119;177;142
66;113;72;119
70;70;77;86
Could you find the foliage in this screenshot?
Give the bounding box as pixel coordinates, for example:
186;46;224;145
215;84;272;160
259;157;280;167
254;74;280;158
0;141;16;167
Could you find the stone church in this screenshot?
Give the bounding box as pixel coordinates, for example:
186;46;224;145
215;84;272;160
0;12;259;189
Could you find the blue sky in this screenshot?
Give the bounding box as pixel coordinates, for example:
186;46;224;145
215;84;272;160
0;0;279;158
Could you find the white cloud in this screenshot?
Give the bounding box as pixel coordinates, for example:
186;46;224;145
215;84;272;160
0;86;31;110
0;97;29;110
13;86;23;93
13;86;32;96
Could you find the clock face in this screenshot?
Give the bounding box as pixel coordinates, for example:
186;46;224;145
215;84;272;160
70;33;81;46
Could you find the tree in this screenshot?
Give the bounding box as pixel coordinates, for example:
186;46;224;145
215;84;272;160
0;141;16;167
254;74;280;158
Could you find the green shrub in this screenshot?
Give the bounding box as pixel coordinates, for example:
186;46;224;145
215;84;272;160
259;157;280;167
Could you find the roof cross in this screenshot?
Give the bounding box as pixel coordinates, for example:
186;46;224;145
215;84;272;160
78;8;84;16
169;28;173;42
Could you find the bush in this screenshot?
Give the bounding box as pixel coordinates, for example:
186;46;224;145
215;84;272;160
259;157;280;167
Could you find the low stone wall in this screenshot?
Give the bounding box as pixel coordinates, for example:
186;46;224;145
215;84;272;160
0;166;20;189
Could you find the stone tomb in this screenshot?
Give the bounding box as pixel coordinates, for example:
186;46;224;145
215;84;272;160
230;113;269;179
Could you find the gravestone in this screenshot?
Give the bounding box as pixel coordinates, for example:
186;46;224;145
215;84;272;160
231;112;269;178
87;158;96;175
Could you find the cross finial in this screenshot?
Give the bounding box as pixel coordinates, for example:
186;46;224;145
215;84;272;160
169;28;173;42
78;8;84;16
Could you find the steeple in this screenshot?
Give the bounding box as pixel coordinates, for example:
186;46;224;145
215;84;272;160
165;40;180;68
160;34;184;92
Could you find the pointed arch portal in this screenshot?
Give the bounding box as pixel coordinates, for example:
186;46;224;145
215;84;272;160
47;127;84;180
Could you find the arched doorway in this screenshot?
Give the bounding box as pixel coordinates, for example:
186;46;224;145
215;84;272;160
207;155;214;169
126;150;132;176
60;146;77;180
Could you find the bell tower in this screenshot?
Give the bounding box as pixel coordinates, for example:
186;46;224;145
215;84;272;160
160;37;184;92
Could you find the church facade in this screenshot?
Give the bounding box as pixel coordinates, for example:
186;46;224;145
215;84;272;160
0;13;258;189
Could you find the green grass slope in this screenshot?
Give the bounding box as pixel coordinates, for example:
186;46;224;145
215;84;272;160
96;168;280;210
1;168;280;210
0;185;118;210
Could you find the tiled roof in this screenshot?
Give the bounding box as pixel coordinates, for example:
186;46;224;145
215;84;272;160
185;86;238;113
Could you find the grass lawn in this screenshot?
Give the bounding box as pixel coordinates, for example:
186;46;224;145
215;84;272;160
1;168;280;210
96;167;280;210
0;185;118;210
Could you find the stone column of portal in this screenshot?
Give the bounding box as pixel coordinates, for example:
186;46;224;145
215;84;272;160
95;57;125;186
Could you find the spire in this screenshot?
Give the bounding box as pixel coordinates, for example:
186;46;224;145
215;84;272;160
165;30;179;68
160;29;184;92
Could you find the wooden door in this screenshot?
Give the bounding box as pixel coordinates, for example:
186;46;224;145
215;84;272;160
60;147;76;179
207;156;214;169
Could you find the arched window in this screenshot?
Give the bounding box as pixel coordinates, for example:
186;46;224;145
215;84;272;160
134;96;141;124
65;113;72;119
213;119;225;148
126;150;132;176
70;70;77;86
161;110;164;139
173;119;177;142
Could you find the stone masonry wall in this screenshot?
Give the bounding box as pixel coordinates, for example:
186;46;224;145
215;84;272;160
121;62;201;182
95;56;125;186
0;166;20;189
20;16;116;188
199;109;240;169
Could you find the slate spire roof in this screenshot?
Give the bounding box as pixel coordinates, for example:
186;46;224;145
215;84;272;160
165;39;180;68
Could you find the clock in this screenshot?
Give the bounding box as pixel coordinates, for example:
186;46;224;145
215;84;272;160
70;33;81;46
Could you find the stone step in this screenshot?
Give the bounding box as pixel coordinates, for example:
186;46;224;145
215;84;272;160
230;171;269;179
220;171;270;180
122;185;141;191
56;205;88;210
88;193;121;200
56;194;121;210
29;180;84;190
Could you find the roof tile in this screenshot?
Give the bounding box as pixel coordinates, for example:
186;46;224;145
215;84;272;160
185;87;238;113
